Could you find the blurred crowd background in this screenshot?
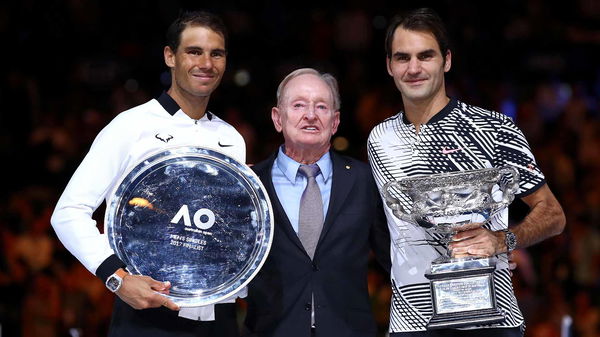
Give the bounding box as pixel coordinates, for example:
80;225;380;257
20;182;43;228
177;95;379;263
1;0;599;336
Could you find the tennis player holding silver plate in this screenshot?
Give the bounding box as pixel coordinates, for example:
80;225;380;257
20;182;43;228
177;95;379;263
105;146;273;308
383;167;519;329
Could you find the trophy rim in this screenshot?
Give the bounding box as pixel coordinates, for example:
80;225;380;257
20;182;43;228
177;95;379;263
396;167;514;189
105;145;274;307
383;166;519;222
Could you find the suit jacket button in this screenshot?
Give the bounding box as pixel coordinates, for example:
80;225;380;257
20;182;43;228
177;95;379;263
305;303;311;311
312;263;319;271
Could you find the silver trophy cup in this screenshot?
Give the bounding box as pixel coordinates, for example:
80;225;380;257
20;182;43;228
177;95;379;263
383;167;519;329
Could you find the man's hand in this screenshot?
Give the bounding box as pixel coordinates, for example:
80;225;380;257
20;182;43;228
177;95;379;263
116;274;180;311
448;184;565;259
448;227;505;257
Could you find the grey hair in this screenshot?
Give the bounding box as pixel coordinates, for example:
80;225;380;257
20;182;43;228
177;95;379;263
276;68;341;111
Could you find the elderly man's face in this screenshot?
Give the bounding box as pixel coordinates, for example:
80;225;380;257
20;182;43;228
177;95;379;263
272;74;340;155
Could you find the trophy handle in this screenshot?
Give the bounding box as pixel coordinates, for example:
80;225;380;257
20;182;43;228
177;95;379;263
496;166;520;208
383;181;412;221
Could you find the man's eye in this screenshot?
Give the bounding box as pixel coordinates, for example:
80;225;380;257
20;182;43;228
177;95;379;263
316;105;328;110
211;51;225;58
189;50;202;56
419;55;433;61
293;103;305;108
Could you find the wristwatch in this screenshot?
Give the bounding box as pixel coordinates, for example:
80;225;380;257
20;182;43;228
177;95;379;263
503;229;517;253
105;268;128;293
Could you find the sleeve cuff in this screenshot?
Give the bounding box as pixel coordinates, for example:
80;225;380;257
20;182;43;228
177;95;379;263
515;179;546;199
96;254;126;283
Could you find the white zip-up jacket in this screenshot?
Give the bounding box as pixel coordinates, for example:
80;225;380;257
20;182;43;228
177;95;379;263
51;92;246;319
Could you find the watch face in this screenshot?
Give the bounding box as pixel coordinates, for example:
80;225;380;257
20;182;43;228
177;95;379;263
506;231;517;251
107;276;121;291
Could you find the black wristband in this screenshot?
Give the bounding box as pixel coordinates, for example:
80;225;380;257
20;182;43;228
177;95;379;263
96;254;126;283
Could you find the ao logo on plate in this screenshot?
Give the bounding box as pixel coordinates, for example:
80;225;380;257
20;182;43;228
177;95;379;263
170;205;215;229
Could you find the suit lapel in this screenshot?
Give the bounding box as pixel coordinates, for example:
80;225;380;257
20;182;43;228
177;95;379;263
255;153;307;253
317;151;355;250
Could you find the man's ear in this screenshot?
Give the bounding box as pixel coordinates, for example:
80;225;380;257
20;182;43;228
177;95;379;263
444;50;452;73
386;57;393;76
271;107;283;133
331;110;340;135
164;46;176;68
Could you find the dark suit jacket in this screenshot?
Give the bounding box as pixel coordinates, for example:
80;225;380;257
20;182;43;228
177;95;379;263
244;150;390;337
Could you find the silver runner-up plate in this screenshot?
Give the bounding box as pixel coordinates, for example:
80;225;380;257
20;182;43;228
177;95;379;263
105;146;273;307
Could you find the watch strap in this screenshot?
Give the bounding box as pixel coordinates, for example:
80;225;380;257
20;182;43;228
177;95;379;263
114;268;128;278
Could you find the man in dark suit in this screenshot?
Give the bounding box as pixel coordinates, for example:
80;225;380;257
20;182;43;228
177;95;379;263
243;68;391;337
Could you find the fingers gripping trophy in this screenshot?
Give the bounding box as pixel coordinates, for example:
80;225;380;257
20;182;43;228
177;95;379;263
383;167;519;329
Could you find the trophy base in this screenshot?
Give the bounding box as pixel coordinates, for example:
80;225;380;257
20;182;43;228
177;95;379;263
425;258;505;330
431;256;496;273
427;308;505;329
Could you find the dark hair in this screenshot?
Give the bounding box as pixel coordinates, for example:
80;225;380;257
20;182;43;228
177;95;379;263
166;11;228;52
385;8;450;60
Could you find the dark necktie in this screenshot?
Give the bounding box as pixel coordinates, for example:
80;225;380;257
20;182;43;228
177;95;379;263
298;164;324;259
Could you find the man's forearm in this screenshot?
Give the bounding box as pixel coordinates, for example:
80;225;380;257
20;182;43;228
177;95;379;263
511;184;566;249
